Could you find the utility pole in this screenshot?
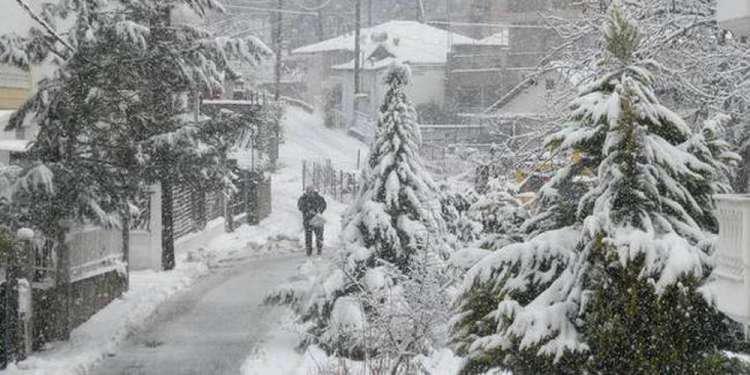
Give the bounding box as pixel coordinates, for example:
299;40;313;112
354;0;361;97
274;0;283;102
316;9;325;41
368;0;373;26
416;0;425;23
272;0;283;168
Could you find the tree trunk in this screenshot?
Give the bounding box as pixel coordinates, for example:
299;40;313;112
1;233;19;368
316;10;325;41
54;226;72;340
161;179;175;271
416;0;425;23
120;205;130;289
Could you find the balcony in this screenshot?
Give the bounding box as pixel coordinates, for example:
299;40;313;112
718;0;750;38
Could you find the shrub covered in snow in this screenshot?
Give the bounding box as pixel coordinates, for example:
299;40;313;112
440;187;483;245
465;177;527;250
452;6;742;374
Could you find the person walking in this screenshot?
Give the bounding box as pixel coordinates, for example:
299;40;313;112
298;185;327;256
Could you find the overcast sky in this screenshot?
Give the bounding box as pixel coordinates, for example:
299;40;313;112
0;3;34;35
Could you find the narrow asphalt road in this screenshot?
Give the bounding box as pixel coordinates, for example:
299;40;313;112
92;254;304;375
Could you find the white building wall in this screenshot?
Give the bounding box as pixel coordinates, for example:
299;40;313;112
710;194;750;335
407;65;446;108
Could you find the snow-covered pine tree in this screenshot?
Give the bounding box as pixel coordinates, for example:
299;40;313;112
340;62;448;270
452;5;739;373
270;63;450;361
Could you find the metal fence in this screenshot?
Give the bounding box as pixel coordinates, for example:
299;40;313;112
170;172;272;241
302;159;359;203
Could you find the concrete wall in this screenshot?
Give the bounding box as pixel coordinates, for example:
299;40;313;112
32;270;127;346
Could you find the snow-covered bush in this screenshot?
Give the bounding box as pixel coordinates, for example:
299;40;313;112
440;186;483;245
466;177;527;250
452;6;741;373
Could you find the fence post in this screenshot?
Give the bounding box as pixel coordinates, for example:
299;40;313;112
192;188;207;231
223;190;234;233
357;149;361;170
339;170;344;201
313;162;318;191
326;159;332;195
246;172;259;225
302;160;307;191
16;230;33;359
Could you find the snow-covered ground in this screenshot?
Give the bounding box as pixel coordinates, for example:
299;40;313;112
1;107;368;375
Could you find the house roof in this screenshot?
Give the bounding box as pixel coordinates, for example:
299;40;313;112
472;72;567;120
294;21;476;69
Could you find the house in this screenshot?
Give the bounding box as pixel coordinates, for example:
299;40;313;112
292;20;477;140
445;2;574;117
0;65;34;164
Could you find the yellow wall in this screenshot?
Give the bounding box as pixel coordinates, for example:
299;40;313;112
0;86;30;110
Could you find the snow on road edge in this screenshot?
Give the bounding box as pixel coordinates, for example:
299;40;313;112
3;257;210;375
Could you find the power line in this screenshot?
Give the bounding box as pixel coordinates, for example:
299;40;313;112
225;4;317;15
290;0;332;12
428;20;550;29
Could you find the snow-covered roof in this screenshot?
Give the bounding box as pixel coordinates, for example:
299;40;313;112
294;21;476;69
453;30;510;47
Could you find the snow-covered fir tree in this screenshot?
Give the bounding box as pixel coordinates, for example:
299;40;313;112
452;5;741;374
342;62;448;266
268;63;450;365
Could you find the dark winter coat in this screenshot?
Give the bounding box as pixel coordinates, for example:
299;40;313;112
298;191;327;225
